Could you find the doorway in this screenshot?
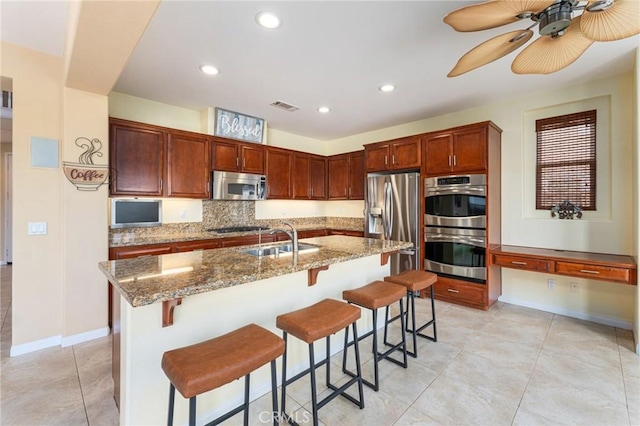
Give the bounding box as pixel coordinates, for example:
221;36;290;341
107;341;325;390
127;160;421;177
4;152;11;264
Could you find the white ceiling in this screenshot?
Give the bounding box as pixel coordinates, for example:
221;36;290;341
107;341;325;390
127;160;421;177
2;1;639;141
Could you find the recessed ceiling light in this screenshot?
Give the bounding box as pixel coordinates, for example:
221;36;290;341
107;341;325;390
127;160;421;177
318;106;330;113
379;84;395;92
200;65;220;75
255;12;281;29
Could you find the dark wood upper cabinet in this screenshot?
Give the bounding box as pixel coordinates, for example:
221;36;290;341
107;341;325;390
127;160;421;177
365;136;421;172
328;151;364;200
309;156;327;199
265;147;292;199
348;151;365;200
166;131;211;198
110;119;164;196
293;153;326;200
212;138;265;174
423;122;496;176
110;118;211;199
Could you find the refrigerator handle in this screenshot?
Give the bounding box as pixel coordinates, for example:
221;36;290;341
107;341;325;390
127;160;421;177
384;180;393;240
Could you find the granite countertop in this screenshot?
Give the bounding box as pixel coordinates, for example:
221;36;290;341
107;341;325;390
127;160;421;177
99;236;412;307
109;224;362;248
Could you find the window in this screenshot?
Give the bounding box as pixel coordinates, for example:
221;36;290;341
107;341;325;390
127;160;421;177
535;110;596;211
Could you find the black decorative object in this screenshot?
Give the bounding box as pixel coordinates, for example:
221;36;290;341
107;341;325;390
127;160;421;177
551;200;583;219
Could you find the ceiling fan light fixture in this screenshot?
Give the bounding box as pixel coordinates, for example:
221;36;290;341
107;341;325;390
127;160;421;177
538;1;573;35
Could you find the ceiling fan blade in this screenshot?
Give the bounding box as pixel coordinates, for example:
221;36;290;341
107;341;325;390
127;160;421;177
580;0;640;41
512;16;594;74
448;30;533;77
444;0;556;32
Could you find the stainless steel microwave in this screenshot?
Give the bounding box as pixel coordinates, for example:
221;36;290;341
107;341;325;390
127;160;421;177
212;171;266;200
110;198;162;228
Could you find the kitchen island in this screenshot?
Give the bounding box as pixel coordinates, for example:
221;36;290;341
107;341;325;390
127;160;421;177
99;235;412;425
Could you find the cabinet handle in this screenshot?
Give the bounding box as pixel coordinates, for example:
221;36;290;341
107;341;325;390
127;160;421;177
511;261;527;265
447;288;459;293
392;154;395;165
580;269;600;274
453;155;457;167
243;158;246;169
236;157;239;167
344;187;347;196
310;187;313;196
448;156;451;166
385;155;388;165
160;178;163;192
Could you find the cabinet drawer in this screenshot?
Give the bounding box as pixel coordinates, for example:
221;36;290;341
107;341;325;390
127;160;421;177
555;261;631;284
493;254;552;273
432;277;486;307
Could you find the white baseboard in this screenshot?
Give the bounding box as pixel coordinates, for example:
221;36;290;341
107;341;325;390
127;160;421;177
10;335;62;357
498;295;633;330
61;326;110;347
10;326;111;357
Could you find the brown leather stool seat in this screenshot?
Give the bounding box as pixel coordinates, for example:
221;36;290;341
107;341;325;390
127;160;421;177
341;281;408;391
384;270;438;357
161;323;284;426
276;299;364;425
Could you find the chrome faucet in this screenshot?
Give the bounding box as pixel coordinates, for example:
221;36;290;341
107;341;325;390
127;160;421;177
268;221;299;253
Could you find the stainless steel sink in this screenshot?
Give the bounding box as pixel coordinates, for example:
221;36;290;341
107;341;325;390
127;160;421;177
241;242;319;258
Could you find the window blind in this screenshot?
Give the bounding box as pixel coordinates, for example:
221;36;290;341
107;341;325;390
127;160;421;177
535;110;596;210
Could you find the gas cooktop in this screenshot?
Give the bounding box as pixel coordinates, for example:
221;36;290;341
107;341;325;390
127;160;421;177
206;226;270;234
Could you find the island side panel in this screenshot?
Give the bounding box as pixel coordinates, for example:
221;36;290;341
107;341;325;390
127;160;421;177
119;254;389;426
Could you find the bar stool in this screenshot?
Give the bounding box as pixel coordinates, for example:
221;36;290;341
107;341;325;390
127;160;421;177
384;270;438;357
276;298;364;426
161;323;285;426
341;280;408;391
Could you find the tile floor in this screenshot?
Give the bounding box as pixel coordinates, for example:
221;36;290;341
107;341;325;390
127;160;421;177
1;263;638;425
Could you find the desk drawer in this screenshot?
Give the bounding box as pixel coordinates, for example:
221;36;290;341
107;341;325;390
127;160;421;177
555;261;631;284
493;254;552;273
432;277;486;308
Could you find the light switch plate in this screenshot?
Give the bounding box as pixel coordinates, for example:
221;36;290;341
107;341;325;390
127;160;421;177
28;222;47;235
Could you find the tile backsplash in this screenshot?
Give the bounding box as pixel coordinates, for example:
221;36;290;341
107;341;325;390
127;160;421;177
109;200;364;238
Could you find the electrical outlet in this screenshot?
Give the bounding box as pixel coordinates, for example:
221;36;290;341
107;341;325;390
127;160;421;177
547;279;556;290
570;282;579;293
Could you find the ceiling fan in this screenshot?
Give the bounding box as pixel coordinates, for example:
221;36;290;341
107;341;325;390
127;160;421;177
444;0;640;77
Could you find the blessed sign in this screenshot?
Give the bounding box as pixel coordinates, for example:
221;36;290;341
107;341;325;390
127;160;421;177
214;108;265;144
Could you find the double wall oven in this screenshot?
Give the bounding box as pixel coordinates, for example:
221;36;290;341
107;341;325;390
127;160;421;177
424;174;487;283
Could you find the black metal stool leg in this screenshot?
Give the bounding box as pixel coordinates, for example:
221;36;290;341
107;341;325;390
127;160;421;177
309;342;319;426
243;374;250;426
189;396;196;426
352;322;365;409
270;360;278;426
280;332;289;422
371;309;380;391
167;383;176;426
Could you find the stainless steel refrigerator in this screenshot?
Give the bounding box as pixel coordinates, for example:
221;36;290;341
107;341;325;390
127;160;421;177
365;171;420;275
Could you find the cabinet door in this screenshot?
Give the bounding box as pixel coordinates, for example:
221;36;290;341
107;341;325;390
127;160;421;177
452;128;487;173
365;144;390;172
240;144;265;174
423;133;453;176
212;139;240;171
110;121;164;196
328;154;349;199
166;132;211;198
292;154;311;199
348;151;365;200
265;148;292;199
309;156;327;200
391;137;421;170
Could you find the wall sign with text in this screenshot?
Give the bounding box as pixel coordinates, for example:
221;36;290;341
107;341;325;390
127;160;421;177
214;108;265;144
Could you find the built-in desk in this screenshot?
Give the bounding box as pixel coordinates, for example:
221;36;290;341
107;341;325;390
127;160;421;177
491;245;637;285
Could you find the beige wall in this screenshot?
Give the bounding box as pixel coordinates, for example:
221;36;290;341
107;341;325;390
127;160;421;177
633;47;639;352
62;87;109;339
2;42;110;352
2;43;66;346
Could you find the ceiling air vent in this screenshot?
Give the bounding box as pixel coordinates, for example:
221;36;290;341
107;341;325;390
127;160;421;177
270;100;299;112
